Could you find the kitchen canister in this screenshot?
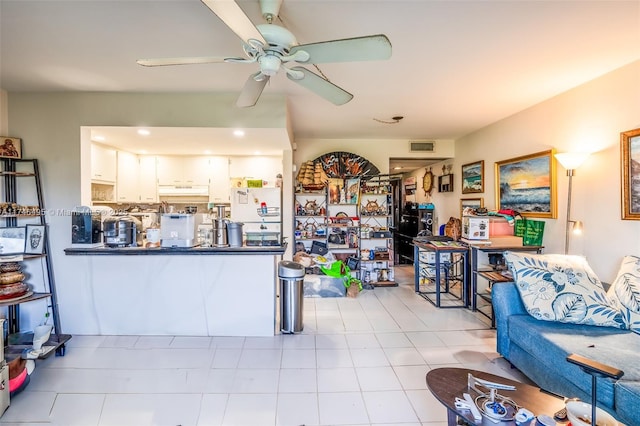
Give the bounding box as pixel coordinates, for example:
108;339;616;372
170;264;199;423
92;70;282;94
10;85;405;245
227;222;244;247
146;228;161;246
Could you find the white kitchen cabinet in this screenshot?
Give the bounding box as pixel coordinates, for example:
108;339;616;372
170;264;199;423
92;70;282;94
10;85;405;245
229;156;282;185
157;155;210;186
116;150;139;202
139;155;158;203
209;156;230;203
91;143;117;182
183;156;211;185
156;156;183;186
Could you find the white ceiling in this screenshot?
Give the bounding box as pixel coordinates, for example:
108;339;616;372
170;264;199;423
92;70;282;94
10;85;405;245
2;0;639;162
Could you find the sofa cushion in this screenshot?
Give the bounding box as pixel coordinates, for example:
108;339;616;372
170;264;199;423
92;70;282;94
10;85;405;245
615;381;640;425
508;315;638;408
607;255;640;331
504;252;625;328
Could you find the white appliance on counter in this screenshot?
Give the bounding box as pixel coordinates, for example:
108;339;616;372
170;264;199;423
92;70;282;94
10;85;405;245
160;213;195;248
230;188;282;245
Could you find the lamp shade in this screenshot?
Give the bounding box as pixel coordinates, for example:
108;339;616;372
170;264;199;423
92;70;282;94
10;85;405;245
555;152;590;170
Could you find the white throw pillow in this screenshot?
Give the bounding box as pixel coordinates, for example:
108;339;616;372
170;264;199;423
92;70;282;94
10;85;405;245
504;252;625;328
607;255;640;331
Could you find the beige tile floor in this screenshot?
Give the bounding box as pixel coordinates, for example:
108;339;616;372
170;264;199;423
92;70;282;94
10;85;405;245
0;265;529;426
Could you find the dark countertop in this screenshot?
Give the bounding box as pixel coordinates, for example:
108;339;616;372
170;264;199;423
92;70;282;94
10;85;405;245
64;245;287;256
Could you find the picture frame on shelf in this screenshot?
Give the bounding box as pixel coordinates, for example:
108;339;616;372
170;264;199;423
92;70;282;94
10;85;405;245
25;224;45;254
0;226;26;255
460;198;484;218
0;137;22;159
621;127;640;220
344;178;360;204
461;160;484;194
495;150;557;218
328;178;342;204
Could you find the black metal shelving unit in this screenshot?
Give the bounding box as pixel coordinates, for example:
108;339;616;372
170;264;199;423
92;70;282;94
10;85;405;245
1;158;70;358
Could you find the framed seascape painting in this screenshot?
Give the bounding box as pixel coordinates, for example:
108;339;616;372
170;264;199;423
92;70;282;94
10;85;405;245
621;127;640;220
461;160;484;193
495;150;557;218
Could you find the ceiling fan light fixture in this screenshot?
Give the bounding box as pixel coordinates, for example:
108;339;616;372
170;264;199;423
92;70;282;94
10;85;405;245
258;54;281;76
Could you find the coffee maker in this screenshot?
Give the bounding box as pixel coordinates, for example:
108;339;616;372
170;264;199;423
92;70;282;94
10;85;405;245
71;209;102;247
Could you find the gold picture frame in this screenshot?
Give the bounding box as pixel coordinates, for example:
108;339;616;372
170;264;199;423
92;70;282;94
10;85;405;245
460;197;484;218
621;127;640;220
495;149;557;218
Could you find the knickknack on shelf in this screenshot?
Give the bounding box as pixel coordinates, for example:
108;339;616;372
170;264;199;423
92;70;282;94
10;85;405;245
438;174;453;192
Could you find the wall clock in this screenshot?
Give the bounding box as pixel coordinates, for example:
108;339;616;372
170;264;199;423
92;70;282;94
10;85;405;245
423;167;434;196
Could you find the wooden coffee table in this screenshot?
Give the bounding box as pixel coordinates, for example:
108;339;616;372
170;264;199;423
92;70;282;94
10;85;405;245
426;367;566;425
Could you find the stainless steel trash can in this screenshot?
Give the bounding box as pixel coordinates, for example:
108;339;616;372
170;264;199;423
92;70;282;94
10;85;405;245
227;222;244;247
279;260;305;334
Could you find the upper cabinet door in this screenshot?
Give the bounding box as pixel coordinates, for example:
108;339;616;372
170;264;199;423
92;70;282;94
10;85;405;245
116;151;139;202
209;156;230;203
156;156;210;186
139;156;158;202
182;156;211;186
156;156;184;186
91;143;117;183
229;156;282;185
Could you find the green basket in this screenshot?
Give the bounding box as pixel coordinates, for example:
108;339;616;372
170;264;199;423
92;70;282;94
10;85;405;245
515;219;545;246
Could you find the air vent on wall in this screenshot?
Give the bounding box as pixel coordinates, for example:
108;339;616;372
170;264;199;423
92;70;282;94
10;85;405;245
409;140;436;152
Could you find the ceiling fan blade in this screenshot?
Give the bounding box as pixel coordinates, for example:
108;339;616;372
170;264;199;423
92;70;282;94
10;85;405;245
201;0;267;45
286;66;353;106
136;56;229;67
289;34;392;64
237;72;270;108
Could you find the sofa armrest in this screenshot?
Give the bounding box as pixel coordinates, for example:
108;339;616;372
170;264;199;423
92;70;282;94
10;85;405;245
492;281;527;359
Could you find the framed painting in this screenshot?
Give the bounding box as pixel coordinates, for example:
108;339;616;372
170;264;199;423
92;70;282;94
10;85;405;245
0;137;22;159
460;197;484;218
495;150;557;218
621;127;640;220
461;160;484;194
0;227;26;255
25;224;46;254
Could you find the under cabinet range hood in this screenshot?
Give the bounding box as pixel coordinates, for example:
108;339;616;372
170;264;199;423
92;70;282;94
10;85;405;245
157;185;209;196
157;185;210;203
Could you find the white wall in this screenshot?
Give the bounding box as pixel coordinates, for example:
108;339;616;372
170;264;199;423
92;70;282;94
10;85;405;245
0;90;7;135
6;92;292;333
437;60;640;281
293;138;455;176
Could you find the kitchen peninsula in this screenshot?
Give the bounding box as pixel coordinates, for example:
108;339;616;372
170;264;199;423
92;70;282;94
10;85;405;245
64;245;286;337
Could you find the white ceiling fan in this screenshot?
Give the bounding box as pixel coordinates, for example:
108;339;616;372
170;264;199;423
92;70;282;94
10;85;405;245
137;0;392;107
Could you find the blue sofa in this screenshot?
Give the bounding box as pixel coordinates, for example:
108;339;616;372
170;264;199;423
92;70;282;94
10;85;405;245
493;282;640;425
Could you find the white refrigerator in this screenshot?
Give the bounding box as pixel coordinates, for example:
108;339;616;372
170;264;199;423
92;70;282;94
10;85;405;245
230;188;282;242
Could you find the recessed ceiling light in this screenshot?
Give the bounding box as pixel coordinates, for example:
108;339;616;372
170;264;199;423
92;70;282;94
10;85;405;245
204;150;212;154
137;129;150;136
394;166;403;170
254;151;261;155
233;130;245;137
93;135;105;142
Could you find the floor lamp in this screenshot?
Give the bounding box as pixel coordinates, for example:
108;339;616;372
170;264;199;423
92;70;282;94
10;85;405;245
554;152;589;254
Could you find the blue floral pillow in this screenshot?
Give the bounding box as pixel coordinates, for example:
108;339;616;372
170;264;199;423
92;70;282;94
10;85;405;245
504;252;626;329
607;255;640;331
